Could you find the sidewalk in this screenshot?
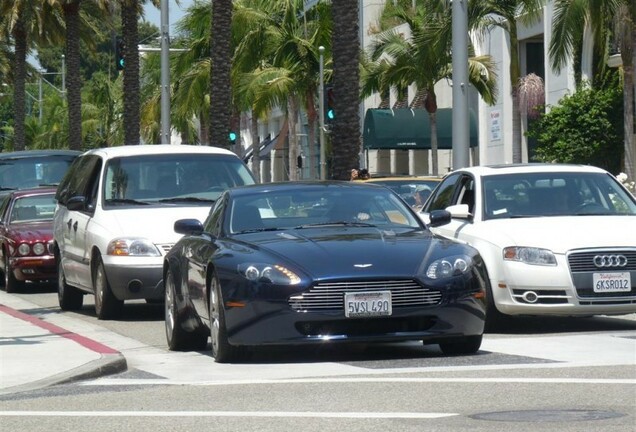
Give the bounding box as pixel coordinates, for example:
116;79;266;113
0;292;126;395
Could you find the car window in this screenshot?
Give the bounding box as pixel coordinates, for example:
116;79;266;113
424;173;460;212
482;172;636;219
56;155;101;205
10;194;57;222
0;154;77;189
102;154;255;207
228;187;420;234
204;194;226;236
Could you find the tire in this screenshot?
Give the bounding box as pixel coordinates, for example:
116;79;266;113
93;256;123;320
209;274;240;363
165;268;208;351
439;334;483;356
484;277;509;332
57;258;83;310
4;255;23;294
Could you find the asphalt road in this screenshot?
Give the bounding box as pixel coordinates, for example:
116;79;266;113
1;284;635;432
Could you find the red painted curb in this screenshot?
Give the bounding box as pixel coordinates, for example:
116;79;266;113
0;303;119;355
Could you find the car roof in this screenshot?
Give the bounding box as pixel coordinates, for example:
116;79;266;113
228;180;388;196
0;149;81;159
81;144;237;159
452;163;609;177
363;176;441;182
8;187;58;199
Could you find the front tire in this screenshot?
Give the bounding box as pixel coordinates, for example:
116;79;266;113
57;258;83;310
4;255;23;293
93;256;123;320
439;334;483;355
209;274;239;363
165;267;208;351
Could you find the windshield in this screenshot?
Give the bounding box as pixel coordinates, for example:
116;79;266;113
10;194;57;223
0;155;77;189
483;172;636;220
102;153;255;207
229;187;421;234
368;179;439;209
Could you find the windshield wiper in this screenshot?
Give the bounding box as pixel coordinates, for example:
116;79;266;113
157;197;215;203
235;227;282;234
106;198;150;206
0;187;16;191
295;221;377;228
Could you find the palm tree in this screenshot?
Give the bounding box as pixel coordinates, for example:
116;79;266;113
0;1;64;151
366;0;498;175
119;0;143;145
549;0;635;180
480;0;545;164
209;0;233;148
330;0;361;179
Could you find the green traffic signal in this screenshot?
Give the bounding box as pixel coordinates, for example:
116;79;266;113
229;131;237;142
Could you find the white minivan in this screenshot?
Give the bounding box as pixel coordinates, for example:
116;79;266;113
53;145;256;319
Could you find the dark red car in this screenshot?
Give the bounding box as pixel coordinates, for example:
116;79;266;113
0;187;57;293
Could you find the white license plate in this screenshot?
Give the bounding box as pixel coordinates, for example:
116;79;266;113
344;291;392;318
593;272;631;293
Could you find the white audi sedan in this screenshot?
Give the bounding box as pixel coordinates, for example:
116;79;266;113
419;164;636;328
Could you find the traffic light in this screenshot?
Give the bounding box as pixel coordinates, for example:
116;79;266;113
229;131;237;144
325;85;335;122
115;38;125;71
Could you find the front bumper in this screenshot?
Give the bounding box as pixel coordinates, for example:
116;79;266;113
224;295;485;346
101;255;164;300
10;255;56;282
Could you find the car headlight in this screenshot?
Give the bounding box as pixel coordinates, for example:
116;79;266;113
426;255;472;279
32;243;46;255
18;243;31;256
238;263;301;285
107;238;161;257
503;247;556;266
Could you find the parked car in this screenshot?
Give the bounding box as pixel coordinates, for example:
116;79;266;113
0;150;80;197
163;181;487;362
0;187;58;293
53;144;256;319
419;164;636;328
361;175;441;210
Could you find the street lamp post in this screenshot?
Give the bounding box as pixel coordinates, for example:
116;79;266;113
451;0;469;170
318;46;326;180
160;0;171;144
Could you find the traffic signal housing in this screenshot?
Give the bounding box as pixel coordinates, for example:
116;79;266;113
325;85;335;123
115;38;125;71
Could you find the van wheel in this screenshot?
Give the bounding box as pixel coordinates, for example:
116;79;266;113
93;256;123;320
58;259;83;310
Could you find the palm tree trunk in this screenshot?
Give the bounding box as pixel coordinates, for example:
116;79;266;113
12;15;27;151
63;0;82;151
288;96;299;181
331;0;361;179
209;0;233;149
621;15;635;179
122;2;140;145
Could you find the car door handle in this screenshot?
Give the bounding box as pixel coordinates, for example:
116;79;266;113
67;219;72;230
73;221;78;232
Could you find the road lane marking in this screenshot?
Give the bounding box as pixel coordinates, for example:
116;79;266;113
0;411;458;419
81;377;636;386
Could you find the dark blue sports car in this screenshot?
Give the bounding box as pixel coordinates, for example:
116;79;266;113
163;181;487;362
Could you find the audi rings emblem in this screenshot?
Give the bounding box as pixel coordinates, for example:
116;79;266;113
593;254;628;268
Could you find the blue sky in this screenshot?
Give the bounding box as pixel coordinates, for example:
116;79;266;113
144;0;193;32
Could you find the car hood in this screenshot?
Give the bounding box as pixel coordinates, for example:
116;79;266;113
235;227;465;278
103;206;212;244
479;216;636;253
7;221;54;241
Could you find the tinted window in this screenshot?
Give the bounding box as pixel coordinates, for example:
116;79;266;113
0;154;77;189
425;173;461;211
102;154;255;207
56;155;101;205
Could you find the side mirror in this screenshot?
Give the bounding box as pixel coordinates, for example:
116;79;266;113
428;209;452;227
174;218;204;236
66;195;86;211
445;203;472;220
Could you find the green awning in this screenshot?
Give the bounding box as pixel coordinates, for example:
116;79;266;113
363;108;478;150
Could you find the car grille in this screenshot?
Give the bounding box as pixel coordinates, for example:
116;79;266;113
288;279;442;312
567;248;636;300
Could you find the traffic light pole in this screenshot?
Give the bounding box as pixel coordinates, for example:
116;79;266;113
451;0;469;170
160;0;171;144
318;46;326;180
